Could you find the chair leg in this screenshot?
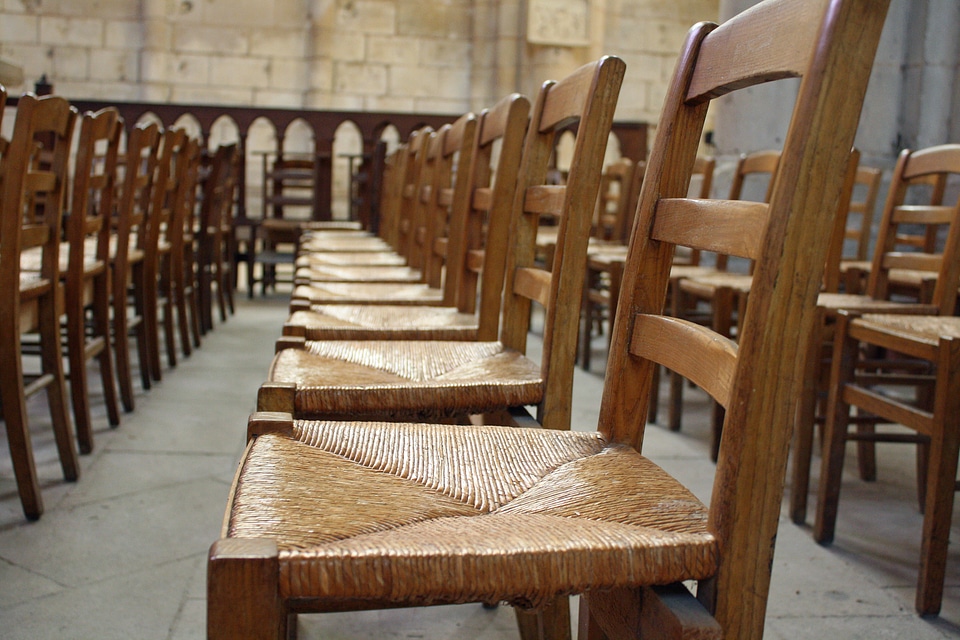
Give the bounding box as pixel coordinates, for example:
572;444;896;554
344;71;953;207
813;317;859;545
94;275;121;428
915;343;960;616
174;262;193;358
160;258;178;370
66;302;94;454
112;288;136;412
0;346;44;520
791;320;825;524
39;293;79;482
207;539;287;640
132;262;154;390
514;595;571;640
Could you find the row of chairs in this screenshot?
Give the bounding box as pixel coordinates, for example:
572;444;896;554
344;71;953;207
0;87;239;520
206;0;889;637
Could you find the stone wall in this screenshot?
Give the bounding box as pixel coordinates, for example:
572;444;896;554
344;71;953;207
0;0;717;123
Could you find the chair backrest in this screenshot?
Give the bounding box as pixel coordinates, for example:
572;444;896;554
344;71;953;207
396;127;433;266
0;84;7;155
598;0;889;635
113;121;162;294
200;143;240;258
176;136;203;247
865;144;960;313
455;93;530;340
418;113;478;299
499;55;626;431
846;164;883;260
822;147;865;292
673;155;715;266
0;93;77;316
594;157;637;243
377;145;406;249
66;107;123;292
148;128;188;263
714;149;780;271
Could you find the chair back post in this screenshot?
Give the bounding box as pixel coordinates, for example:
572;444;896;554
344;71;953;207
598;0;889;636
422;113;478;304
397;127;433;266
822;148;862;292
469;93;530;340
498;56;626;431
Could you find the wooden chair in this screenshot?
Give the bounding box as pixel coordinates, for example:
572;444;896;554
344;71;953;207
111;121;162;411
208;2;889;637
291;147;410;273
292;127;450;306
0;93;79;520
789;144;960;525
169;135;204;356
259;57;625;430
822;163;883;292
295;128;430;260
840;171;947;295
63;107;123;452
145;128;190;379
815;310;960;616
197;143;240;332
292;117;476;287
282;93;530;342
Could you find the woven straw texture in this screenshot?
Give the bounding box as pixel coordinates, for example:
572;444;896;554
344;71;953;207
816;292;933;312
270;341;543;418
857;314;960;343
293;282;444;305
297;252;408;267
294;265;422;283
299;236;391;253
227;423;716;607
679;272;754;295
288;306;479;341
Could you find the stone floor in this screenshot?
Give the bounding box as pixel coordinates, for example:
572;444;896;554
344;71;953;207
1;292;959;639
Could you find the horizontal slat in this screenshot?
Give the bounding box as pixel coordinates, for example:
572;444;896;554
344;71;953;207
841;384;933;436
25;171;57;193
523;185;566;217
437;187;453;207
892;205;955;225
21;224;50;249
513;266;552;308
419;184;432;204
880;252;941;273
466;249;485;273
652;198;767;261
685;0;818;102
629;314;738;408
471;187;492;211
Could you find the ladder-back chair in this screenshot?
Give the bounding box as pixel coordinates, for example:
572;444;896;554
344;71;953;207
0;93;78;520
790;144;960;524
283;94;529;341
208;1;889;637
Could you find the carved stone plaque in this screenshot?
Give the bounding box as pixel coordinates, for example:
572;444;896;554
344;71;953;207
527;0;590;46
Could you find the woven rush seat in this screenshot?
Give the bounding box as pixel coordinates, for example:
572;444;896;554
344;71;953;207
293;263;423;284
296;251;407;267
299;233;392;253
225;419;716;606
852;313;960;342
291;281;445;305
285;304;481;341
814;291;935;314
268;339;543;419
